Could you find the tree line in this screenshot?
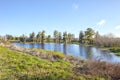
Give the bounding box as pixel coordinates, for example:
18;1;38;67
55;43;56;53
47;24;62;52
18;30;75;44
2;28;120;47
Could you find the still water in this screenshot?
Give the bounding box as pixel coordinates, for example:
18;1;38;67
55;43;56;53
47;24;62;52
13;43;120;63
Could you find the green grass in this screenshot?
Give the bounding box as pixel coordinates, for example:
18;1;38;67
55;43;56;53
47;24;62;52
98;46;120;56
31;48;65;59
109;47;120;56
0;46;74;80
0;46;109;80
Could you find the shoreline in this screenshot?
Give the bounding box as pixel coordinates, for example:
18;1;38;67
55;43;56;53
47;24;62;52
12;41;120;56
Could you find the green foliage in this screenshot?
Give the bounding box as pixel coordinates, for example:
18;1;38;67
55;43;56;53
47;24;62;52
79;30;84;43
109;47;120;56
6;34;14;40
54;30;59;43
29;32;35;42
78;28;95;44
63;32;68;44
0;46;113;80
0;46;73;80
41;30;46;43
84;28;95;44
31;48;65;59
19;34;27;43
68;33;74;43
47;35;51;42
58;32;62;43
36;32;41;43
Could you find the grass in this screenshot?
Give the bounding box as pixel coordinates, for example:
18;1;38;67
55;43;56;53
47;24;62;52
99;46;110;50
0;46;75;80
31;48;65;59
1;45;119;80
98;46;120;56
109;47;120;56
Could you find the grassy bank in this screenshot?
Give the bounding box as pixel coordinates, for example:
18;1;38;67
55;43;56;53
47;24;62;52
1;44;120;80
109;47;120;56
0;46;74;80
99;46;120;56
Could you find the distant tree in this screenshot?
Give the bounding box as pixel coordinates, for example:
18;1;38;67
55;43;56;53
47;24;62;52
0;36;7;42
84;28;95;44
68;33;74;43
36;32;41;43
6;34;13;40
19;34;27;43
79;31;84;43
47;35;51;42
14;37;19;41
94;31;101;45
29;32;35;42
58;32;62;43
63;32;68;44
41;30;46;44
54;30;58;43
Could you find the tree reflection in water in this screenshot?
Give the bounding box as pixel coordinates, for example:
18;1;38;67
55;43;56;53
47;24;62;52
12;42;120;63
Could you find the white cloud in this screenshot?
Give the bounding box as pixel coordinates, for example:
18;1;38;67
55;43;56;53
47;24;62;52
115;25;120;30
72;3;79;10
97;20;106;26
114;33;120;37
101;33;120;38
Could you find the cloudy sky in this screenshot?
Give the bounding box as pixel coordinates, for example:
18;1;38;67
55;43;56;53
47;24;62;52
0;0;120;37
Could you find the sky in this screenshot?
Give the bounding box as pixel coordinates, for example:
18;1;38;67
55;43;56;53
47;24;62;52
0;0;120;37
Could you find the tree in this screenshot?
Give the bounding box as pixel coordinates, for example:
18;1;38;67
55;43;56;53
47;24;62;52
54;30;58;43
41;30;46;44
63;32;68;44
84;28;95;44
19;34;27;43
47;35;51;42
94;31;100;45
79;31;84;43
6;34;13;40
29;32;35;42
58;32;62;43
36;32;41;43
68;33;74;43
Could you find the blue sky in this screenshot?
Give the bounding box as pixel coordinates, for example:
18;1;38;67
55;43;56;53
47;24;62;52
0;0;120;37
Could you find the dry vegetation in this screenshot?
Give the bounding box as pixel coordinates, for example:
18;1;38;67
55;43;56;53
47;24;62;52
95;34;120;47
74;60;120;80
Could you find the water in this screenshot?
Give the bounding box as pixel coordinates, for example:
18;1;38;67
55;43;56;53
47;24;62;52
12;43;120;63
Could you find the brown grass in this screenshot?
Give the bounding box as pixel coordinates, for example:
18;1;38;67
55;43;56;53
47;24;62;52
74;60;120;80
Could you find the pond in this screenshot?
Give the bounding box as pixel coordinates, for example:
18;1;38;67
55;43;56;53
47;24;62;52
12;43;120;63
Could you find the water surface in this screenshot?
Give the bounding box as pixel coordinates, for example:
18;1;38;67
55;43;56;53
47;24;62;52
13;43;120;63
